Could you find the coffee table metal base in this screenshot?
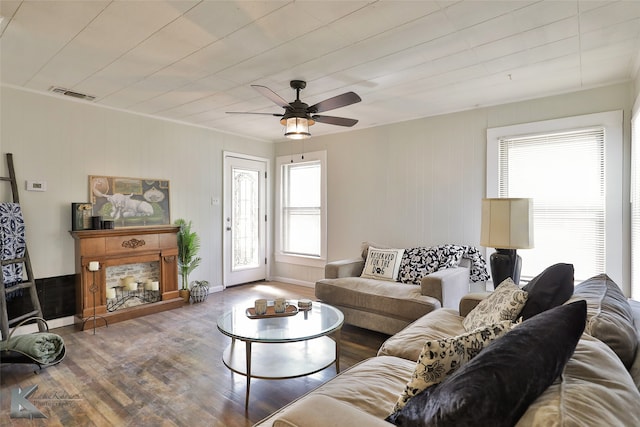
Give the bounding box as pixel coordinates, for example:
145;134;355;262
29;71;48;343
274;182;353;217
222;335;340;408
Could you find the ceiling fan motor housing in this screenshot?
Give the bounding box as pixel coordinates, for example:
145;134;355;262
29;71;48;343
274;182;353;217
290;80;307;90
280;99;315;125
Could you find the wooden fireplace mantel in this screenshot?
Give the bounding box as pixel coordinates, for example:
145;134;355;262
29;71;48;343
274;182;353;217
70;225;184;330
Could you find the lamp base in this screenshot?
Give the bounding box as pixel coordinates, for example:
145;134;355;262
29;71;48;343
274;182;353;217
489;249;522;289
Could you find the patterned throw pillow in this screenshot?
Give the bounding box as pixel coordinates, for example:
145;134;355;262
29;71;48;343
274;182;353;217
463;278;528;331
391;322;512;414
360;247;405;281
397;247;442;284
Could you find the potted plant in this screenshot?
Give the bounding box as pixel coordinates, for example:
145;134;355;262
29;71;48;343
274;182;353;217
190;280;210;303
175;218;201;303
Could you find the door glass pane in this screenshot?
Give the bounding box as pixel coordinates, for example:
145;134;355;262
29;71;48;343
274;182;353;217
233;168;259;271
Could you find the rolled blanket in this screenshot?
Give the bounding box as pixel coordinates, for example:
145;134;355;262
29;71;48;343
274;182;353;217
1;333;65;365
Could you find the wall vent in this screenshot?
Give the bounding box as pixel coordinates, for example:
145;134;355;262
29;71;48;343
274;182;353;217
49;86;96;101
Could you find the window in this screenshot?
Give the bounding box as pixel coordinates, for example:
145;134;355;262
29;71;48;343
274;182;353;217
631;108;640;299
498;128;605;279
487;111;623;284
276;151;327;267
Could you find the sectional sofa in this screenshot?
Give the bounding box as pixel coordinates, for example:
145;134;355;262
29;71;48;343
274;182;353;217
315;243;489;335
255;271;640;426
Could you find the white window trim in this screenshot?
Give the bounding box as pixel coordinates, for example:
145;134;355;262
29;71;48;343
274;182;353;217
631;99;640;299
275;150;327;268
487;110;624;284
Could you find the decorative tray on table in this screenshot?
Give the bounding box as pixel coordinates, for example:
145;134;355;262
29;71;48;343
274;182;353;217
246;304;298;319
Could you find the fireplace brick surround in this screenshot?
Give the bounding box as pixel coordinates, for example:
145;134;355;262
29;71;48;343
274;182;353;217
70;225;183;330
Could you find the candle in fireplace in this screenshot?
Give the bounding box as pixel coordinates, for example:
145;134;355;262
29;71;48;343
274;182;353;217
106;288;116;299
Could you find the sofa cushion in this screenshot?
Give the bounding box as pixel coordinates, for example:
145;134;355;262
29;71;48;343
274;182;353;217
315;277;440;325
271;395;392;427
262;355;415;427
628;298;640;389
517;333;640;426
378;308;466;361
391;321;511;414
567;273;638;369
361;247;405;281
389;300;587;427
462;278;528;331
519;263;574;320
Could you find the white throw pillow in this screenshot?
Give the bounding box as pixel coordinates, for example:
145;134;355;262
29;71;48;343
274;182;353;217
360;247;405;281
463;278;528;331
391;321;512;414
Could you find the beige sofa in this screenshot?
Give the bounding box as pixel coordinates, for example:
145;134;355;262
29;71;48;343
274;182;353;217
315;244;487;335
255;275;640;426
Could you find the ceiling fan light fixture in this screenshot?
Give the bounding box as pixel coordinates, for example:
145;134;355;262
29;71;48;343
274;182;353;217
284;117;311;140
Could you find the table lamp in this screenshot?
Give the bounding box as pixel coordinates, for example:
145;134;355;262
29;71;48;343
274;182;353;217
480;198;533;288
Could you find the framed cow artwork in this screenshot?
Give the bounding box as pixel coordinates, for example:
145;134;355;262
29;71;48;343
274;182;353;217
89;176;170;227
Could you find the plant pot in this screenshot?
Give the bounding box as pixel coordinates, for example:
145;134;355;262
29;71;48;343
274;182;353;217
190;281;209;303
179;289;190;303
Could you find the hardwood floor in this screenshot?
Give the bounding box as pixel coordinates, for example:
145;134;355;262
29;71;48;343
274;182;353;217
0;282;389;427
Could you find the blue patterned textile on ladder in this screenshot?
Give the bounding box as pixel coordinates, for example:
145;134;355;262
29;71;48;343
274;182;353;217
1;202;26;299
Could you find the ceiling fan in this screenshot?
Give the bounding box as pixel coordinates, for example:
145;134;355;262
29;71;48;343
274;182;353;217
227;80;361;139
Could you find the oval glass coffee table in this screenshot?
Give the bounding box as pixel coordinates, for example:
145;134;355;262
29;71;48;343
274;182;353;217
217;300;344;408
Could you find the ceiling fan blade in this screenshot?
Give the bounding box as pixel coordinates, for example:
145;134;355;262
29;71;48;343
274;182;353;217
309;92;361;113
312;115;358;127
226;111;283;117
251;85;290;108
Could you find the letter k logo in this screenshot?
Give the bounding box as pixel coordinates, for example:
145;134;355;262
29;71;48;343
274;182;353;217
11;385;46;418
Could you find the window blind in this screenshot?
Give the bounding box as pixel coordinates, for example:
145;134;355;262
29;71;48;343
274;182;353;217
631;113;640;299
281;160;322;257
498;127;605;282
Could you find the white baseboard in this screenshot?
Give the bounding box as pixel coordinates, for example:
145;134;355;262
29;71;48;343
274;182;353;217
12;315;76;336
209;284;224;293
268;276;315;288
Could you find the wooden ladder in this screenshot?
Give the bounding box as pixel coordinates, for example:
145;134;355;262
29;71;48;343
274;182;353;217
0;153;45;340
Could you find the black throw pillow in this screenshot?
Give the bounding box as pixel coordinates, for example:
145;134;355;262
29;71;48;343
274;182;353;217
519;263;574;320
389;300;587;427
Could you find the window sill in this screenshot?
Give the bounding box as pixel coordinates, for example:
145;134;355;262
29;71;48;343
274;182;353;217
275;253;326;268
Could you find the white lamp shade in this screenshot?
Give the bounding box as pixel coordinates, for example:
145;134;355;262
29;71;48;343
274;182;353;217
480;198;533;249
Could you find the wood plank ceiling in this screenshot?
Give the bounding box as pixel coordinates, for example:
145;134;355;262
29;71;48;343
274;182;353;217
1;0;639;142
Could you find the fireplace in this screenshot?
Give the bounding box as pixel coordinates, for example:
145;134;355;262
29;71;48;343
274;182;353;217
105;262;161;311
70;226;183;330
